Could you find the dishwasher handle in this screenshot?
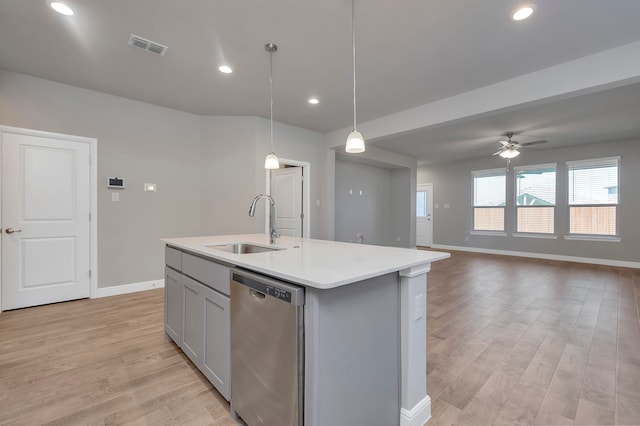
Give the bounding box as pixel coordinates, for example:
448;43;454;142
250;289;266;300
232;269;304;306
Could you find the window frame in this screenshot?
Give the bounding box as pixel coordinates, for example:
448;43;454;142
566;156;620;238
471;168;506;233
514;163;557;235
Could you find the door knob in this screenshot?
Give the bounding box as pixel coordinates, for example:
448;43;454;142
5;228;22;234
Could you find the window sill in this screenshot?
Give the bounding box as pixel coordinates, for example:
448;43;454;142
469;231;507;237
564;235;621;242
512;233;558;240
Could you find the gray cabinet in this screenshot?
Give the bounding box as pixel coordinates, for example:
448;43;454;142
182;275;205;366
164;245;231;401
164;266;182;345
202;283;230;400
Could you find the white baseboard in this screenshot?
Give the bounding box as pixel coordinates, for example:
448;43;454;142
400;395;431;426
430;244;640;269
94;279;164;298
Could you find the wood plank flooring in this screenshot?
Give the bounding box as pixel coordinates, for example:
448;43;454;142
0;290;234;425
1;251;639;425
425;251;640;426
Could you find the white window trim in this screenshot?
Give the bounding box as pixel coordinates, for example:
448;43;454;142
514;163;557;235
469;230;508;237
566;156;621;168
564;235;621;242
472;168;506;232
567;156;620;237
512;232;558;239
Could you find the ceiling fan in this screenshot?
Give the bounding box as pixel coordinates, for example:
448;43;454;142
493;132;548;159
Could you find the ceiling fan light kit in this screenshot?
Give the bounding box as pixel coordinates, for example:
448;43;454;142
499;148;520;159
493;132;548;161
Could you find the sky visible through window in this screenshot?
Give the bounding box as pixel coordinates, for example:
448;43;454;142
416;191;427;217
474;175;505;206
569;166;618;204
516;169;556;205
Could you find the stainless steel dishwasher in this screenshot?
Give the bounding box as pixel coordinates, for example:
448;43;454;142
230;268;305;426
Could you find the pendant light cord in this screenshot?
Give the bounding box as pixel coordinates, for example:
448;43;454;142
269;49;274;152
352;0;357;132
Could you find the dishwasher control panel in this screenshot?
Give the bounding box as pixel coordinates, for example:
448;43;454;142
264;285;291;303
232;271;304;305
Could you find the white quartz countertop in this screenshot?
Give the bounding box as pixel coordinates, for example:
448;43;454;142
162;234;450;289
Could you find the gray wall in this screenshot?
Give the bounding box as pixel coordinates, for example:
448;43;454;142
0;69;333;289
335;160;391;245
0;69;202;287
200;116;258;236
418;139;640;263
389;167;415;247
199;116;331;239
334;160;415;248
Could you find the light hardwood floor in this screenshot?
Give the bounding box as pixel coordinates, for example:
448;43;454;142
425;251;640;426
0;289;234;425
1;252;639;425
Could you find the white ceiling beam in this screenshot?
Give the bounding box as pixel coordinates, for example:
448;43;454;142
326;40;640;149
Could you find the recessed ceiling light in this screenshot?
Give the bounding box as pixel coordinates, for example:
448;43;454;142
50;2;74;16
308;98;319;105
512;4;536;21
218;65;233;74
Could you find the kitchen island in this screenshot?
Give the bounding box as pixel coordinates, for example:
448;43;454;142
163;234;449;426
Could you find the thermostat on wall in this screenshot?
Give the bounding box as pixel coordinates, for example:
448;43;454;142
107;177;125;189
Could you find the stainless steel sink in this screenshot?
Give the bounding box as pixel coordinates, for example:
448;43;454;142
206;243;284;254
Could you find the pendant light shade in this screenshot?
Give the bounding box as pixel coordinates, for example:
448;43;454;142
346;131;365;153
265;152;279;169
264;43;280;170
345;0;365;153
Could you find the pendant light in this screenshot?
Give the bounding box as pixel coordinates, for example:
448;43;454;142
345;0;365;153
264;42;280;169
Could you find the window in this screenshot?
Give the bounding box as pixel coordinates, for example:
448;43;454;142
473;169;505;231
515;164;556;234
567;157;619;236
416;191;427;217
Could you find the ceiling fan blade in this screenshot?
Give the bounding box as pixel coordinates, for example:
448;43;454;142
498;140;511;147
520;139;548;147
492;150;504;156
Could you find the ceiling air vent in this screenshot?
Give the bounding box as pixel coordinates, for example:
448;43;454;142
128;34;168;56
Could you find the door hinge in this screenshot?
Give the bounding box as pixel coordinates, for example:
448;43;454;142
89;269;92;278
88;155;92;165
301;175;304;181
89;213;92;221
300;213;304;219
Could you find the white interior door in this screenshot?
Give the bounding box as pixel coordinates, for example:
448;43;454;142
270;166;303;237
416;183;433;247
1;132;91;310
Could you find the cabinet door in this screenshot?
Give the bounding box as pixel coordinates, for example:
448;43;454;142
164;267;182;345
182;276;204;366
202;285;231;401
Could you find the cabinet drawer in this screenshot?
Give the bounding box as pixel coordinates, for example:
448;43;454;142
165;246;182;271
182;251;231;296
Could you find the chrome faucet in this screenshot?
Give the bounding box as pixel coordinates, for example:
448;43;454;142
249;194;278;244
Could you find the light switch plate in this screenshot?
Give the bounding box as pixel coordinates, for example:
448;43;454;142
111;192;119;202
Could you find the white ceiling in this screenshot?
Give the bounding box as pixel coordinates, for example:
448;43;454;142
1;0;640;163
371;81;640;164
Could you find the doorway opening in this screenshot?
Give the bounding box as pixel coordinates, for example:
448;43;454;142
264;158;310;238
416;183;433;247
